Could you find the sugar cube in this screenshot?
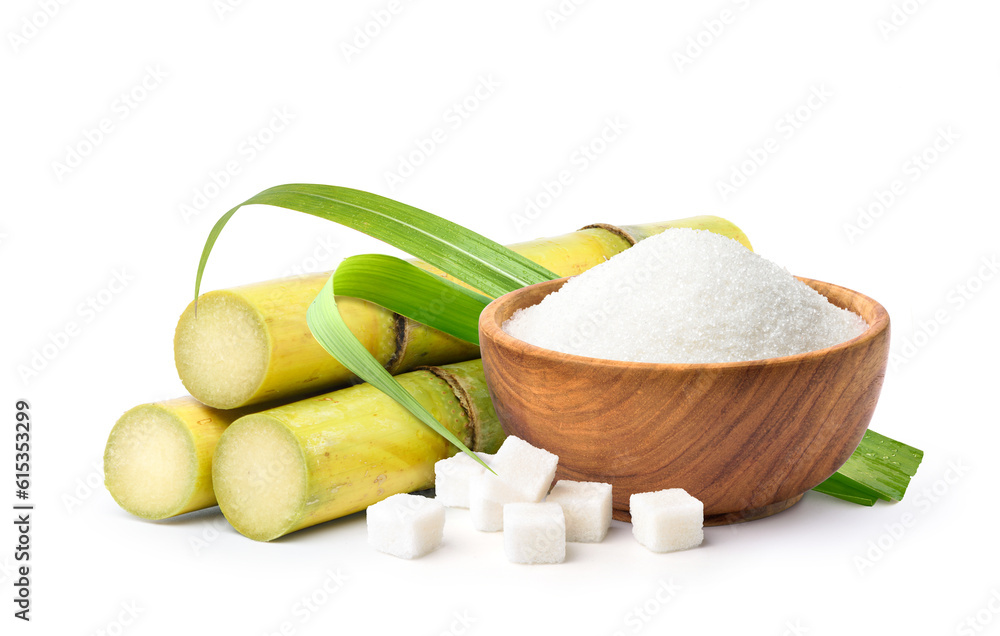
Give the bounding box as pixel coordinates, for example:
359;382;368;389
492;435;559;502
503;502;566;564
470;472;528;532
546;480;613;543
366;493;445;559
629;488;704;553
434;452;493;508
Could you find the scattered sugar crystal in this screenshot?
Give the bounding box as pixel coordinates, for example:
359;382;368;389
630;488;704;553
503;502;566;564
503;228;868;363
545;480;613;543
366;493;445;559
492;435;559;502
470;471;529;532
434;452;494;508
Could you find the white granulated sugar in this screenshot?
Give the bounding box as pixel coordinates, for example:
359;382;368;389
503;229;868;363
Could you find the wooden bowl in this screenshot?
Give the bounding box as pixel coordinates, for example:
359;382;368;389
478;277;890;525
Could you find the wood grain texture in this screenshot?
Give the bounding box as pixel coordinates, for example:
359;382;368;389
479;277;890;524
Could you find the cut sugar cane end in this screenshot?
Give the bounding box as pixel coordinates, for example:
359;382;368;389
174;291;272;410
174;275;403;410
104;397;240;520
212;417;308;539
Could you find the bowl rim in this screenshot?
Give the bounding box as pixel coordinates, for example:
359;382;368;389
479;275;890;371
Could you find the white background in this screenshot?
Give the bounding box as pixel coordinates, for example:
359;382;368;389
3;1;999;634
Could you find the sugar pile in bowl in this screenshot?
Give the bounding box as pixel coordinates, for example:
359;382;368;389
502;229;867;364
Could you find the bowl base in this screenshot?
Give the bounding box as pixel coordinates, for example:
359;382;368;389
612;494;804;526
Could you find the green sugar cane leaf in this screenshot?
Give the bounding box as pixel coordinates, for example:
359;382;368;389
195;184;558;303
812;473;879;506
307;273;491;471
828;430;924;501
333;254;490;345
814;430;924;504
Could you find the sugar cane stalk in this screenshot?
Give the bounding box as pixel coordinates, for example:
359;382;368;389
175;217;751;409
212;359;501;541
